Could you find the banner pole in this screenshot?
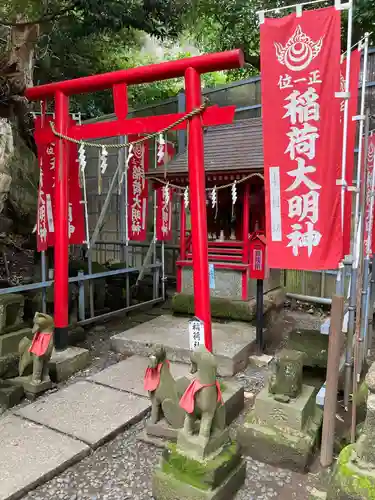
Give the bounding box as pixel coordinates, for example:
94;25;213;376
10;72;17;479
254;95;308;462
362;135;375;364
343;33;370;409
351;108;370;443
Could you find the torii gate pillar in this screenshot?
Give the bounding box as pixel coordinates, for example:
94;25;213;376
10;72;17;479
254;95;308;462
26;50;244;352
185;68;212;351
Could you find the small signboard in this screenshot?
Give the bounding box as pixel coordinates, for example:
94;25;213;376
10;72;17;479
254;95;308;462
209;263;215;289
189;316;205;350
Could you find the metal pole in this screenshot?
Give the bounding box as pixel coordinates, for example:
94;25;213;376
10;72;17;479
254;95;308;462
320;294;345;467
124;137;130;308
368;256;375;356
343;32;370;409
361;134;375;366
256;279;264;353
351;109;370;443
41;251;47;313
54;90;70;350
185;67;212;352
153;141;158;300
177;92;186;154
339;1;353;230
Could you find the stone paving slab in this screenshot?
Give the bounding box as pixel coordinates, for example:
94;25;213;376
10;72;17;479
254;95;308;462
15;380;150;448
0;414;89;500
110;315;257;376
88;355;191;397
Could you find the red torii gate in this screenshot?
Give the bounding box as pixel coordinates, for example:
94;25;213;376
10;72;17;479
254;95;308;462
26;50;245;351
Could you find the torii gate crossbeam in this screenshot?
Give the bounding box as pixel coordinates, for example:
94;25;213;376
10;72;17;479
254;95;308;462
25;49;245;352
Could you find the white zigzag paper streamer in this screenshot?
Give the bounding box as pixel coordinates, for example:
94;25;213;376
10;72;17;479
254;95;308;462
211;186;217;209
100;146;108;174
184;187;189;209
163;182;170;205
231;180;237;205
78;143;86;172
157;134;165;164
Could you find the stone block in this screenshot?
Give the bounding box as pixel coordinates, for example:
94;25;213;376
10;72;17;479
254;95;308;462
88;355;191;398
329;444;375;500
110;314;257;376
249;354;274;368
0;293;25;335
0;380;24;411
153;441;246;500
177;428;230;462
8;375;52;399
269;349;304;398
0;414;89;500
15;381;150;447
237;402;323;472
49;346;90;382
0;328;32;356
286;329;336;368
0;352;20;379
254;384;316;432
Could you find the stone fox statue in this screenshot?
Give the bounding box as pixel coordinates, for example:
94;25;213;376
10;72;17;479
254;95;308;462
179;345;225;442
144;345;187;429
19;312;54;384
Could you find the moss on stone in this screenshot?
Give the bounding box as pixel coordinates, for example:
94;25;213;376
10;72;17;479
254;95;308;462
172;293;255;322
286;329;330;368
331;444;375;499
161;442;239;491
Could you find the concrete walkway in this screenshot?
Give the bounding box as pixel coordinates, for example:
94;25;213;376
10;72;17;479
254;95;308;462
0;355;192;500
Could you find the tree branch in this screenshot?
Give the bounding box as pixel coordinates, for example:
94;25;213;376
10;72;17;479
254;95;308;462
0;4;76;27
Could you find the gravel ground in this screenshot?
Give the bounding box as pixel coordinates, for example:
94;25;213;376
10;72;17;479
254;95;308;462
23;418;320;500
20;306;326;499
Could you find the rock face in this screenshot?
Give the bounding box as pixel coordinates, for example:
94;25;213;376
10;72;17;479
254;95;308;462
237;348;323;472
330;362;375;499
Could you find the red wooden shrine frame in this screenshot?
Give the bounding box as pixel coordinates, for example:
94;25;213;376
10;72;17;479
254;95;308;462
26;50;245;351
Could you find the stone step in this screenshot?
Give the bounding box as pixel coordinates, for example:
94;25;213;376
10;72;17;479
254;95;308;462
110;314;257;376
0;414;89;500
14;380;150;448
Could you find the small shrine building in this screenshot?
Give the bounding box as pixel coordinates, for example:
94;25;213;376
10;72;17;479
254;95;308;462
148;118;282;302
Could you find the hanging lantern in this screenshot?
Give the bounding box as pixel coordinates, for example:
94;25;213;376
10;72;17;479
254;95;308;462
184;187;189;209
78;143;86;172
100;146;108;174
231;180;237;205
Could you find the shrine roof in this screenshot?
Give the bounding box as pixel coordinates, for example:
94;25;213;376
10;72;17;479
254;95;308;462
148;117;263;177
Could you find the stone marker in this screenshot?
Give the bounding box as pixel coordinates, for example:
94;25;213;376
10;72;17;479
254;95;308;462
237;348;323;472
0;293;33;357
152;345;246;499
8;312;54;398
330;362;375;499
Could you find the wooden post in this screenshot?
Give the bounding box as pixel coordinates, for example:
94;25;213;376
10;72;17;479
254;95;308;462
320;294;345;467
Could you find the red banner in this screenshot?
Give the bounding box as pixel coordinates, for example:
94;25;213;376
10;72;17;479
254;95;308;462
341;48;361;255
127;139;149;241
365;134;375;256
35;116;85;251
156;186;173;241
261;7;342;270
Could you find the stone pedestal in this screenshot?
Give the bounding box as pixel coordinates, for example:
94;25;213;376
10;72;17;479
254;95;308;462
238;349;322;472
0;380;24;412
8;375;52;399
49;346;90;382
140;381;244;449
153;441;246;500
